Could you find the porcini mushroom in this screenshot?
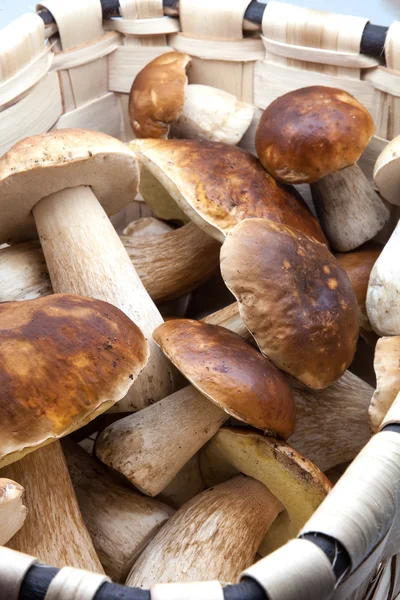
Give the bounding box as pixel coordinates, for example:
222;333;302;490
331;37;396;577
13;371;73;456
0;129;174;411
335;242;382;333
129;52;254;145
199;427;332;556
0;222;220;305
122;217;173;236
61;439;174;583
369;336;400;433
131;138;326;244
367;135;400;335
255;86;388;251
95;319;295;496
126;475;283;586
0;293;148;467
0;478;26;545
220;218;359;388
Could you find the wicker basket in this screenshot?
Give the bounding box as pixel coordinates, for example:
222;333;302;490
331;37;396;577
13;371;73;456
1;1;400;599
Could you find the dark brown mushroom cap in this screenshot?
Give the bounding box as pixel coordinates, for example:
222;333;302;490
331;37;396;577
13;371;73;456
153;319;296;438
0;294;149;467
129;52;191;139
255;86;375;184
336;242;382;331
220;218;359;389
134;138;327;244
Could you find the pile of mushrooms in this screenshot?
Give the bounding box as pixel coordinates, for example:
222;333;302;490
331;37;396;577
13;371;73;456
1;53;396;591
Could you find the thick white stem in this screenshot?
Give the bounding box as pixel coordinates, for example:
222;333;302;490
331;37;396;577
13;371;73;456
367;220;400;335
32;185;174;411
96;385;228;497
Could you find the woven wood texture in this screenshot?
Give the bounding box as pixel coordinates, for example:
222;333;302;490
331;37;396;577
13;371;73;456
1;2;400;599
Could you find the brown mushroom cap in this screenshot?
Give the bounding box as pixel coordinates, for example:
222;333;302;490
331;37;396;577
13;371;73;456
153;319;296;438
0;129;140;244
220;218;359;388
129;52;191;139
132;138;327;244
0;294;149;467
336;243;382;331
200;427;332;555
255;86;375;184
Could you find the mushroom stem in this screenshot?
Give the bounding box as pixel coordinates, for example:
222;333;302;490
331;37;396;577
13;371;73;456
157;454;205;509
126;475;282;586
367;219;400;335
32;185;173;411
202;302;250;339
170;84;255;145
310;164;389;252
1;442;103;572
0;223;220;305
95;385;228;497
62;439;174;583
0;478;26;545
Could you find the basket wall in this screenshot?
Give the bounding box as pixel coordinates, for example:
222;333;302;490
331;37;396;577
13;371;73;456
1;1;400;599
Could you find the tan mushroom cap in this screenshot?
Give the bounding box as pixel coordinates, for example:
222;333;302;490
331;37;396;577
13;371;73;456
153;319;296;438
335;243;382;332
220;218;359;389
129;52;191;139
200;427;332;555
0;129;140;243
256;86;375;184
373;134;400;206
132;138;327;244
0;478;27;545
0;294;149;467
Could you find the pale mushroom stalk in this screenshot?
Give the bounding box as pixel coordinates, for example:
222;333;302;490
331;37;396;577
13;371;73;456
256;86;388;251
0;478;26;546
129;52;254;145
0;130;174;412
96;320;295;497
0;222;220;305
366;135;400;335
61;439;174;583
1;443;103;572
126;475;283;587
369;336;400;433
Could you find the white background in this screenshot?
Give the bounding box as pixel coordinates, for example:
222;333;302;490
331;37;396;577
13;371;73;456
0;0;398;29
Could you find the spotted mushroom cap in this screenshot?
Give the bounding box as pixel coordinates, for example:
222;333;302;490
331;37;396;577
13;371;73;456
129;52;191;139
256;86;375;184
0;294;149;467
220;218;359;388
132;138;327;244
153;319;296;438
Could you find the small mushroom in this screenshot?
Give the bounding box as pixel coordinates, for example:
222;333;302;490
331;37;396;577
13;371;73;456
0;294;148;467
0;222;220;305
129;52;254;145
131;138;327;243
220;218;359;388
95;319;295;496
367;136;400;335
61;439;174;583
0;478;26;545
126;475;283;586
255;86;388;251
0;129;174;411
369;336;400;433
200;427;331;557
335;242;382;333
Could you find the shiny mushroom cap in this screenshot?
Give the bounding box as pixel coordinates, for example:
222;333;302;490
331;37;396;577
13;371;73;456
220;218;359;388
0;129;140;244
373;134;400;207
129;52;191;139
256;86;375;184
200;427;332;555
153;319;296;438
132;138;327;244
0;294;149;467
